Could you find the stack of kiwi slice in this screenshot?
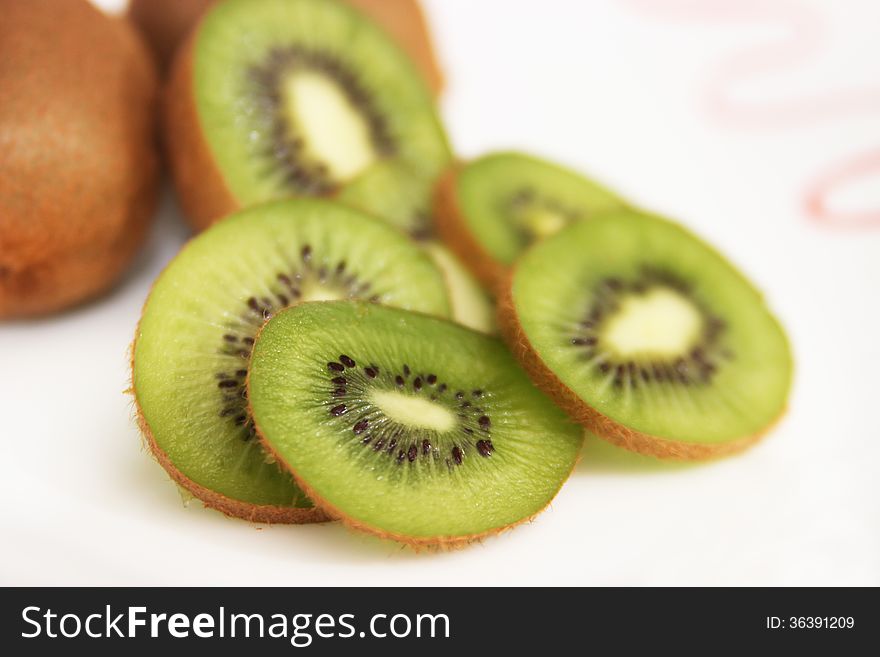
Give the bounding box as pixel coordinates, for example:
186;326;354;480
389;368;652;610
130;0;792;549
132;199;581;544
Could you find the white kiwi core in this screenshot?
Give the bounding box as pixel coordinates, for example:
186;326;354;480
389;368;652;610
601;287;703;359
300;282;345;303
282;71;377;182
369;389;456;432
523;207;569;238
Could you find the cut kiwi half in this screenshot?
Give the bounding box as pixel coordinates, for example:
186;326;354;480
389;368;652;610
434;152;624;290
248;301;582;547
499;209;793;460
132;199;451;523
165;0;451;235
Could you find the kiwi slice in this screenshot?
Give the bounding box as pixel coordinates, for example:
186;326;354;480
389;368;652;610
165;0;450;235
499;209;793;460
132;199;451;523
434;152;624;289
248;302;582;547
424;242;496;334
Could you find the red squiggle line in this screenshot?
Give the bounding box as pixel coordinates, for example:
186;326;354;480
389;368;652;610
622;0;880;228
804;150;880;229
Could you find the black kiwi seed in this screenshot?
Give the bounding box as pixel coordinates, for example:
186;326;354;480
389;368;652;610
476;440;494;457
364;366;377;378
339;354;356;368
451;446;463;465
426;374;437;385
330;404;346;416
328;361;345;372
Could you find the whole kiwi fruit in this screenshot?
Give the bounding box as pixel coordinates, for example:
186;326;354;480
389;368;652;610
127;0;444;93
0;0;159;319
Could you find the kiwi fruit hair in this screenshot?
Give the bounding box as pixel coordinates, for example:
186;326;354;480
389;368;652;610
498;208;793;460
434;151;624;292
164;0;450;234
131;199;452;523
128;0;444;93
247;301;583;548
0;0;159;319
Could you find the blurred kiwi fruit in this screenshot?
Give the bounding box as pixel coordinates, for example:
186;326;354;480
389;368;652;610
424;242;496;334
163;0;450;233
435;152;624;292
129;0;444;93
0;0;159;319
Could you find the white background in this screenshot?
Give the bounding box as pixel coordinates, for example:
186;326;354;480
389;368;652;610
1;0;878;585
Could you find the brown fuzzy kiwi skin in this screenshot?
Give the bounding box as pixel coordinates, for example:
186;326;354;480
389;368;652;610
127;0;213;73
497;270;781;461
0;0;159;319
433;167;510;295
245;309;582;551
129;0;444;94
127;248;328;525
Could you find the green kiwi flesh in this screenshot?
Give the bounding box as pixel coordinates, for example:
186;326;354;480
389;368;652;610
248;302;582;545
132;199;451;516
451;152;623;265
506;209;793;450
194;0;450;236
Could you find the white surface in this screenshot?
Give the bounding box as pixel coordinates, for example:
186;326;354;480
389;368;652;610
2;0;879;586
